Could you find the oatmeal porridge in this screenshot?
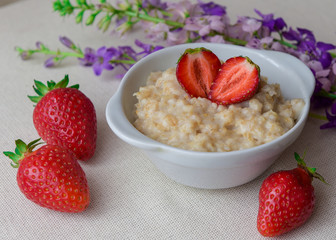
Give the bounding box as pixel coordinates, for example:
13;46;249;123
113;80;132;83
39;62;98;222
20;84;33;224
133;68;305;152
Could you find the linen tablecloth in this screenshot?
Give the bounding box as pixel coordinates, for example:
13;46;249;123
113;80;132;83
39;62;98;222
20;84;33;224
1;0;335;239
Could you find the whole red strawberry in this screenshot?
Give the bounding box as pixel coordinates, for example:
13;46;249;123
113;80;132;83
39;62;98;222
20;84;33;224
3;139;90;212
257;153;326;237
28;75;96;161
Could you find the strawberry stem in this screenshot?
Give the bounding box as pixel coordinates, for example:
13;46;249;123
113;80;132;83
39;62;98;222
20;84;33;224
3;138;43;168
294;152;328;184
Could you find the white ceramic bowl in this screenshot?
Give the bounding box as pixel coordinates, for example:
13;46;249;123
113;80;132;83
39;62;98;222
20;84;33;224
105;43;315;189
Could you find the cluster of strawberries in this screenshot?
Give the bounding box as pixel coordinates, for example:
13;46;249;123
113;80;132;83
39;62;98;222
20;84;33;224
4;75;96;213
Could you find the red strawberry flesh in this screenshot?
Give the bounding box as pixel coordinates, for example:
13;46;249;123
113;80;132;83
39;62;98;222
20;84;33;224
176;48;221;98
209;56;260;105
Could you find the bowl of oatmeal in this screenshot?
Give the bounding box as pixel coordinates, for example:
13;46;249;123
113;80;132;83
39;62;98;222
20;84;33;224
106;43;315;189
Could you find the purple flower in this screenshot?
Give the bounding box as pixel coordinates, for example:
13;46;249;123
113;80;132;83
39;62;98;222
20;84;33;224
320;103;336;129
283;27;316;53
207;35;225;43
44;57;56;67
239;17;262;34
208;16;226;33
167;1;201;20
142;0;167;9
35;41;44;50
79;47;96;66
185;17;209;36
167;28;188;45
19;50;30;60
254;9;287;32
59;36;75;49
92;47;115;75
142;22;170;42
118;46;137;60
135;39;164;56
316;42;336;68
198;0;226;16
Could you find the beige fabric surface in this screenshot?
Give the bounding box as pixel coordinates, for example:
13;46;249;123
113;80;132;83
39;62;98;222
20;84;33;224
1;0;335;239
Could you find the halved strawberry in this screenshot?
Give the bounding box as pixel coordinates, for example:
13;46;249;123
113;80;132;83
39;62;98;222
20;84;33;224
176;48;221;98
209;56;260;105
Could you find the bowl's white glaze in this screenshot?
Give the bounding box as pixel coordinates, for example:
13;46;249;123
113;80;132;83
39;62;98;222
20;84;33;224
106;43;315;189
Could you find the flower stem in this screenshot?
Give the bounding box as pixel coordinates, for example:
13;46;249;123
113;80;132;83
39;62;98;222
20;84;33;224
223;36;248;46
274;38;297;49
123;10;184;28
309;112;328;121
316;89;336;99
109;59;136;64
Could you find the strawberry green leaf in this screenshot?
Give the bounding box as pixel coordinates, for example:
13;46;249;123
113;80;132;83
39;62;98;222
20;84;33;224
14;147;21;156
54;75;69;89
3;151;19;163
27;138;42;149
33;86;44;96
47;80;56;89
34;80;49;95
15;139;27;154
28;95;42;103
69;84;80;89
28;75;80;104
10;162;19;168
3;139;44;168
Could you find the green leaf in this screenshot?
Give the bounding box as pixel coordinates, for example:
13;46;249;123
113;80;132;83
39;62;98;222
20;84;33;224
28;95;42;103
14;147;21;156
27;138;41;149
53;0;63;11
10;162;19;168
86;14;96;25
29;75;78;104
47;80;56;89
294;152;306;167
3;151;18;162
34;80;49;95
76;10;85;23
33;85;43;96
69;84;80;89
54;75;69;88
86;10;101;25
15;139;27;155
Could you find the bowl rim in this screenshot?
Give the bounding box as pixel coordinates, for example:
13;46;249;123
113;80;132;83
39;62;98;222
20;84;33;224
106;43;315;161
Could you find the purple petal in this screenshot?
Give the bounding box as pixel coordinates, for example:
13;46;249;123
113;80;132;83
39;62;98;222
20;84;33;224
317;41;336;51
59;36;75;49
35;41;44;50
198;0;226;16
319;51;333;68
331;102;336;115
274;17;286;30
283;28;301;41
93;63;103;76
44;57;56;67
96;46;107;56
